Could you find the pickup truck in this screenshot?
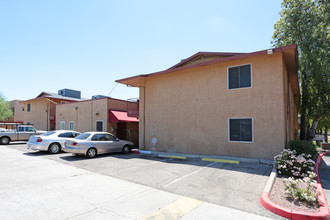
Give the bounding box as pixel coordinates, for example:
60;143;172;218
0;125;47;145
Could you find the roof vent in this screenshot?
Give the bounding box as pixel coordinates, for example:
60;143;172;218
92;95;108;100
58;89;81;99
267;49;273;55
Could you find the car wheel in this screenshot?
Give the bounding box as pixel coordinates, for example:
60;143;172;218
48;143;61;154
122;145;131;154
86;148;97;158
0;137;10;145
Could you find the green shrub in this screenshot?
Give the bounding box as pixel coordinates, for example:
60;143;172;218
288;140;317;159
283;172;319;205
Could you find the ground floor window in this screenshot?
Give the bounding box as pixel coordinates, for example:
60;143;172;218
96;120;103;132
69;121;75;130
229;118;253;142
60;121;65;130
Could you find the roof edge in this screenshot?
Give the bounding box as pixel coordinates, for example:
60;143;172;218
167;51;246;70
116;44;297;85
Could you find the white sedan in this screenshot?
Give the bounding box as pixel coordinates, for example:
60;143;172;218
63;132;134;158
27;130;81;154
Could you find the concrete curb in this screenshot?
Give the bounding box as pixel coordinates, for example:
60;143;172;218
133;149;273;165
260;151;330;220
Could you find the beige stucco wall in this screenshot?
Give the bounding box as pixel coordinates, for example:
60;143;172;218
56;98;131;133
139;52;296;160
56;99;107;132
10;100;25;122
24;99;56;130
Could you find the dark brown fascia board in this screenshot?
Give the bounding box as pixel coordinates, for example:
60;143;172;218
57;96;135;106
116;44;297;85
21;96;80;103
167;51;245;70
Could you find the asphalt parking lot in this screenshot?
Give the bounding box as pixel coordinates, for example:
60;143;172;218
6;143;282;219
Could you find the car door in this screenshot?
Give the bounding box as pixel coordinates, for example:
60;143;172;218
25;127;37;140
91;134;109;154
104;134;123;152
18;127;35;141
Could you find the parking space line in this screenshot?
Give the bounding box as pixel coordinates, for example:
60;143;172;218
164;161;217;188
111;159;168;175
139;196;203;220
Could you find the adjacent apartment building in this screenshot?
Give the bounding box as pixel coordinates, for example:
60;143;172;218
21;89;87;130
56;97;139;146
116;45;299;160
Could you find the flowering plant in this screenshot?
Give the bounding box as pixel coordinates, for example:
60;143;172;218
283;172;319;205
274;149;315;178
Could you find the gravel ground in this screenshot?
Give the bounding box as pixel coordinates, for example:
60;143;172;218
269;176;319;213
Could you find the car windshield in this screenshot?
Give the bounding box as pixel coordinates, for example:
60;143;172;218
41;131;56;136
75;133;91;140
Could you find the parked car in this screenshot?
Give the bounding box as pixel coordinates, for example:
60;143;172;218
63;132;134;158
27;130;81;154
0;125;47;145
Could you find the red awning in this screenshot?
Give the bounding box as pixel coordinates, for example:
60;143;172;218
109;110;139;123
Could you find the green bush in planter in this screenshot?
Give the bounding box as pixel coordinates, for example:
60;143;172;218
288;140;317;159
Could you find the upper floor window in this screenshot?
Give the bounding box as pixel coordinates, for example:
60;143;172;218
27;104;31;112
228;64;251;89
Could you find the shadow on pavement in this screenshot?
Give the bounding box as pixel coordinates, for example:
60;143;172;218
319;156;330;190
23;151;68;157
58;151;273;177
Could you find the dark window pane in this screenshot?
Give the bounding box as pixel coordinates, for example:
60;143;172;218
96;121;103;132
230;119;241;141
240;65;251;88
240;119;252;141
92;134;103;141
229;67;239;89
104;134;116;141
75;133;91;140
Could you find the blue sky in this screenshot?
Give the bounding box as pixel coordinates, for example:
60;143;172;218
0;0;282;101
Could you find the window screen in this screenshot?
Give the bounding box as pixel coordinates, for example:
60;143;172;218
228;64;251;89
229;118;253;142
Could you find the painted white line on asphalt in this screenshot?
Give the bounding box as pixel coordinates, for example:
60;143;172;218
112;159;168;175
164;161;218;188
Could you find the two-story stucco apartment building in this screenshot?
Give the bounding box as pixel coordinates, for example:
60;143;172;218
116;45;299;160
22;89;87;131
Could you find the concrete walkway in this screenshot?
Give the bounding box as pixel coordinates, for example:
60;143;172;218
319;153;330;209
0;146;273;220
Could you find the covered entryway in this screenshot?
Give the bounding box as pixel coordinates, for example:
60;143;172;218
109;109;139;147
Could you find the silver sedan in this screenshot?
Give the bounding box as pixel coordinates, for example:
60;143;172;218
27;130;81;154
63;132;134;158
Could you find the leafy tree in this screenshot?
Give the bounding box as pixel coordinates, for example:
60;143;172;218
0;92;13;121
317;116;330;142
272;0;330;140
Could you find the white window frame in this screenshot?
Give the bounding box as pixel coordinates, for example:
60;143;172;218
96;120;104;132
228;117;254;143
227;63;252;90
60;121;65;130
69;121;75;131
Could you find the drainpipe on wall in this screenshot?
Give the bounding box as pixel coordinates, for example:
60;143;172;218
46;103;50;131
140;85;146;150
